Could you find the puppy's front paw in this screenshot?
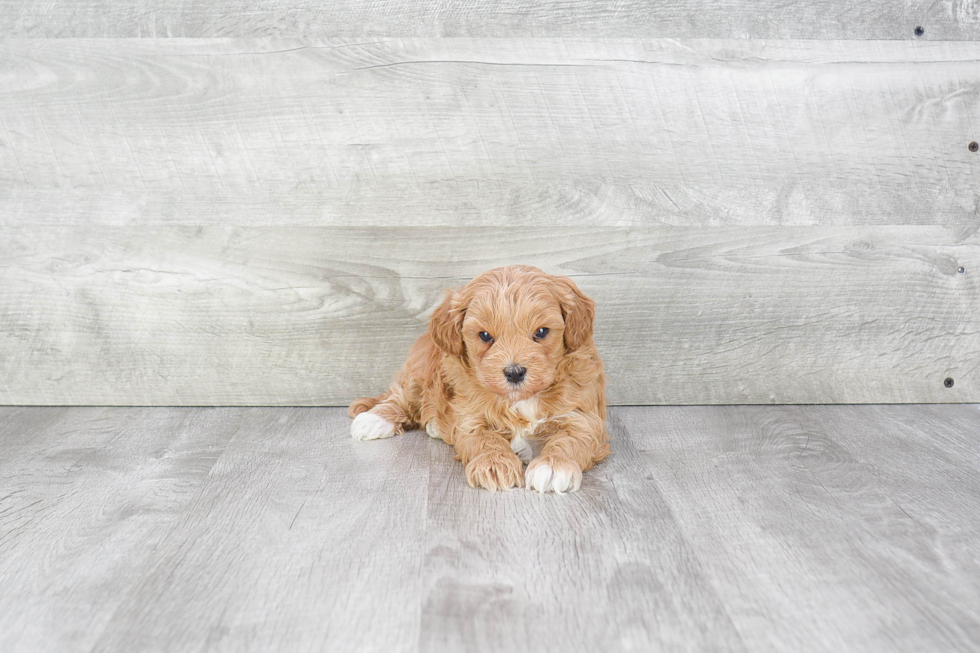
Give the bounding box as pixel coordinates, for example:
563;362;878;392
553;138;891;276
526;457;583;494
465;452;525;491
350;412;397;441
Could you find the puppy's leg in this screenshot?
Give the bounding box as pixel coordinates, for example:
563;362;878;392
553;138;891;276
349;333;438;441
349;384;416;441
526;412;610;494
349;366;418;443
453;427;525;491
348;392;386;419
421;392;454;442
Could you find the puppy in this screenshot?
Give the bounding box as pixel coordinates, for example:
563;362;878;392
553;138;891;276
348;265;609;493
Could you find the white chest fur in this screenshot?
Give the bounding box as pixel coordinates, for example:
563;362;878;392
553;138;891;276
510;398;539;422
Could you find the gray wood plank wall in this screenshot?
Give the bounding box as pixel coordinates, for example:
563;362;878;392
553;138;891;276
2;1;980;39
1;21;978;405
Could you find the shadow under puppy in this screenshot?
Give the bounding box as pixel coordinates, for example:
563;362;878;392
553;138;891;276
349;265;610;493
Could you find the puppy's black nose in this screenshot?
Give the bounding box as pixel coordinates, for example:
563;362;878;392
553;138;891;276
503;364;527;384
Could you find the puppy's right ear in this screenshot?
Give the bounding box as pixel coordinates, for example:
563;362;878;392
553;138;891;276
429;289;464;356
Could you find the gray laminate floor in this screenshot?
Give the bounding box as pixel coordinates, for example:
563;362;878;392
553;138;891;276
1;405;978;652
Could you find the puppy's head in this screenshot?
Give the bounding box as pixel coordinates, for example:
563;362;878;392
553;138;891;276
429;265;595;401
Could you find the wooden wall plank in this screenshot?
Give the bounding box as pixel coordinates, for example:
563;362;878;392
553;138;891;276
0;39;978;230
1;1;978;40
2;38;978;405
1;225;976;405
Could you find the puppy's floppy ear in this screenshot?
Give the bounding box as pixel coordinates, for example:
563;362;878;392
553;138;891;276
429;288;465;356
552;275;596;352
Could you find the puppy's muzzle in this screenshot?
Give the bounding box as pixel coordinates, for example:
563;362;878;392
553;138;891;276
503;364;527;385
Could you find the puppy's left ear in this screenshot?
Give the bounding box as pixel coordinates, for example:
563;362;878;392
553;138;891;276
552;275;596;352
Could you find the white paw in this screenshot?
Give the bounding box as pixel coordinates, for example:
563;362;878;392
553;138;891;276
350;412;397;441
425;422;443;440
525;460;582;494
510;435;533;464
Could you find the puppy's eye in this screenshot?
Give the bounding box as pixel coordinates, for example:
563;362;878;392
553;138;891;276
534;327;549;340
478;331;494;343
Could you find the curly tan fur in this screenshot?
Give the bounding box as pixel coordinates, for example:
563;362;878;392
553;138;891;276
349;265;610;492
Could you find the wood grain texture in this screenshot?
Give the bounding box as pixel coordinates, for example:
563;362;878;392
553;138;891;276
1;39;979;230
3;37;979;405
0;407;429;652
1;224;977;405
0;407;243;651
2;405;979;652
420;407;745;652
1;0;980;39
89;408;429;652
618;404;980;651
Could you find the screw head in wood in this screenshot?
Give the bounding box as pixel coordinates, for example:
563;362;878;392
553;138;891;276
944;377;954;388
970;141;979;152
914;26;924;36
959;267;966;274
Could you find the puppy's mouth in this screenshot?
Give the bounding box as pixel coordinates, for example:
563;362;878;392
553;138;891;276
504;380;534;400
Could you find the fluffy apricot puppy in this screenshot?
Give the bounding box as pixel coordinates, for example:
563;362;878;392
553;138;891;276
348;265;609;493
